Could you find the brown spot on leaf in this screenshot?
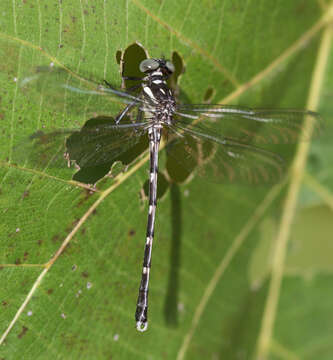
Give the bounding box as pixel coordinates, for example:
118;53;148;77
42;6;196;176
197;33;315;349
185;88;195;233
72;218;80;226
18;326;28;339
47;289;53;295
52;234;60;243
77;188;94;207
128;229;136;237
81;271;89;278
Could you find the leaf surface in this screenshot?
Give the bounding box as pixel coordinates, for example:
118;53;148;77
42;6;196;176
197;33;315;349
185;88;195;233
0;1;332;359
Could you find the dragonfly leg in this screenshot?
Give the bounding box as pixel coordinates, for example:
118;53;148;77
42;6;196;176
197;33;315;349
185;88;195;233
115;102;136;124
125;84;142;93
122;76;143;81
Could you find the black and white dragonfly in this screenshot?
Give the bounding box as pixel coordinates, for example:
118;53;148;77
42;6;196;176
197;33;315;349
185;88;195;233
17;58;321;332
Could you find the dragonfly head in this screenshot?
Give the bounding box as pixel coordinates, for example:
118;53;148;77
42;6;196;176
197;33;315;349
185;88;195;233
139;58;175;77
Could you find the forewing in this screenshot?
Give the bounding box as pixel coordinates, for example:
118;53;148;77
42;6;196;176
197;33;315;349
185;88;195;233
19;66;143;117
175;104;323;144
0;38;143;118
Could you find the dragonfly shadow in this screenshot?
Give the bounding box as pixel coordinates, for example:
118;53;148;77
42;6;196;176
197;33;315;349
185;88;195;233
163;184;183;327
67;116;148;184
165;138;198;184
142;172;169;202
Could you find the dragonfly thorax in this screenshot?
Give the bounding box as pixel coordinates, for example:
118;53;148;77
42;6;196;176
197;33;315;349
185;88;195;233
140;60;176;125
142;82;176;125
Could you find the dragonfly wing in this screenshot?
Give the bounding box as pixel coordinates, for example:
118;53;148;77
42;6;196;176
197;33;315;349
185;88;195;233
19;66;143;117
0;38;147;122
65;118;148;169
12;117;148;171
166;123;285;184
175;104;323;143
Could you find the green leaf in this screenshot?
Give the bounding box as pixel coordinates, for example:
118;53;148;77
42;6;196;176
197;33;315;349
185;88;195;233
1;1;333;359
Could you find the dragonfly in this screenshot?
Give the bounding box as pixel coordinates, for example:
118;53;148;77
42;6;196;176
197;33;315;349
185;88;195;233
16;57;322;332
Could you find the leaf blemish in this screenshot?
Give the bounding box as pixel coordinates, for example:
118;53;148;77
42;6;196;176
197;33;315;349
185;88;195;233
72;264;77;271
76;188;94;207
52;234;60;243
17;326;28;339
128;229;136;237
178;303;185;312
81;271;89;278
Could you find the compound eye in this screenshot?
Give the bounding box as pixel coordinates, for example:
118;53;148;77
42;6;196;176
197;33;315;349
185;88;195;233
165;61;175;74
139;59;159;73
